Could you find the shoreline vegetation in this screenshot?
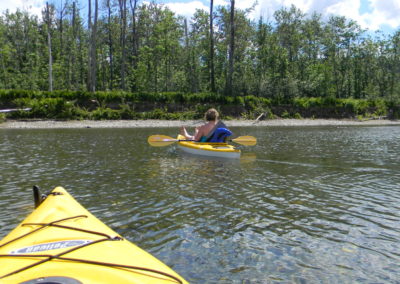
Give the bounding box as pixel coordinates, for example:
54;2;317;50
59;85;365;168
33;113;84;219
1;90;399;121
1;118;399;129
0;90;399;129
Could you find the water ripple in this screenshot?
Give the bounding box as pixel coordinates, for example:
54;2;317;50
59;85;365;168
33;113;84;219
1;126;400;283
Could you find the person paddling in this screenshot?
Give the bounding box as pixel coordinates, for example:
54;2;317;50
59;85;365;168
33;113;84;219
180;108;228;142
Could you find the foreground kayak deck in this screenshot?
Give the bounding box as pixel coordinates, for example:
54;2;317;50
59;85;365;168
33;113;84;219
0;187;188;284
177;134;241;159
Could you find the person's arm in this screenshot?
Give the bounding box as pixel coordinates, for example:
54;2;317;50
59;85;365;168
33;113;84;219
193;126;205;141
180;126;194;140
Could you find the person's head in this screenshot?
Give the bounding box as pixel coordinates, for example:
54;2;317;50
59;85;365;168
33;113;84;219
204;108;219;121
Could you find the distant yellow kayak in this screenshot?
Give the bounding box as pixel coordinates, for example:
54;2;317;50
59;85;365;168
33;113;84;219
0;186;188;284
177;134;241;159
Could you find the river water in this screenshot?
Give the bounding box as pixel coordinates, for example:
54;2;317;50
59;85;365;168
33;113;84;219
0;125;399;283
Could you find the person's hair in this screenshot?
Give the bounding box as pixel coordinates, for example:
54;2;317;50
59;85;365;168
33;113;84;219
205;108;219;121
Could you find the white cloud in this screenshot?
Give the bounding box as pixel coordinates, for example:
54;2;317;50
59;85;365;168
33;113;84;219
164;1;208;18
2;0;398;33
323;0;362;23
166;0;399;32
0;0;44;17
367;0;400;30
371;0;400;20
255;0;400;32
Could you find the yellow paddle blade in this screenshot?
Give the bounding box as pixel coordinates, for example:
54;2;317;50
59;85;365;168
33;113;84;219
148;134;257;146
231;136;257;146
147;135;178;147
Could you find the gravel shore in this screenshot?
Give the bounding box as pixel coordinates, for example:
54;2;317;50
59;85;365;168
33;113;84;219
1;118;399;129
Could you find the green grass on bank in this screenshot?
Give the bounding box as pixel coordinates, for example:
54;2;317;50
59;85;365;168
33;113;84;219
0;90;399;121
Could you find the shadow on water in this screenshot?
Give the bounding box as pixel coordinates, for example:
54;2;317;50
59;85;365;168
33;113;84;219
1;126;400;283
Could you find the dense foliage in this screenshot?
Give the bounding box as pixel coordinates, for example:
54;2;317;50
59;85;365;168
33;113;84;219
1;90;398;120
0;2;399;101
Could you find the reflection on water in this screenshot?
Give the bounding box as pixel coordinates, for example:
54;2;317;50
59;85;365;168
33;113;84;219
1;126;400;283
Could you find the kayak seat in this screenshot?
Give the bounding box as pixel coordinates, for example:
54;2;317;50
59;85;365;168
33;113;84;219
206;128;232;143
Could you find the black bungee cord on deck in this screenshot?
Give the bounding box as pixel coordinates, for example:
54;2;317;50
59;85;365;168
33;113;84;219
0;216;183;283
0;189;184;284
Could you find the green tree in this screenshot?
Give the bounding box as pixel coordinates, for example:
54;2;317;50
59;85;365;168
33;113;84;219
322;16;362;98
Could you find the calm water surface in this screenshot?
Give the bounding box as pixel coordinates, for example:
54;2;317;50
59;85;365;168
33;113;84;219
0;125;399;283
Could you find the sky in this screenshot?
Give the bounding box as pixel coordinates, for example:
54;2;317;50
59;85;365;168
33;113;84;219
0;0;399;35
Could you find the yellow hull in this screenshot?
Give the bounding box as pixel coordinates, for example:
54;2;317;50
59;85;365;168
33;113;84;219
0;187;188;284
177;135;241;159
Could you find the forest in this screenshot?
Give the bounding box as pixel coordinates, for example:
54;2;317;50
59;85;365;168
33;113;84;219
0;1;399;120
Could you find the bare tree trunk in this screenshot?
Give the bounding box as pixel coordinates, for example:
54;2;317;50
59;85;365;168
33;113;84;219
78;12;85;88
87;0;98;92
209;0;215;92
91;0;98;92
71;1;77;89
87;0;92;91
184;18;190;91
58;1;66;89
227;0;235;96
58;1;65;59
184;18;197;92
130;0;138;91
119;0;127;90
46;2;53;92
107;0;114;90
66;1;77;90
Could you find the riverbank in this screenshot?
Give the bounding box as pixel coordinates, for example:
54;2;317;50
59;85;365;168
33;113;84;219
1;118;399;129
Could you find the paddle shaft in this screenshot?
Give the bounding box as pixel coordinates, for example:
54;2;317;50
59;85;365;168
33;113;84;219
148;135;256;146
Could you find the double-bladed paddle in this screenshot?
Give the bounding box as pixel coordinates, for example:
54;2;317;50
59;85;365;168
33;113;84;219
148;135;257;147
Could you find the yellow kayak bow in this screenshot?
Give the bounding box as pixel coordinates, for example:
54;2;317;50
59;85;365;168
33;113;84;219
0;186;188;284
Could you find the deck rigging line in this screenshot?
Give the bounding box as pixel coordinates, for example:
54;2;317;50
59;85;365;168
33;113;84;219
0;215;183;284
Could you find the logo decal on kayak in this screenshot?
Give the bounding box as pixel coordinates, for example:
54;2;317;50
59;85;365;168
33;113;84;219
10;240;92;254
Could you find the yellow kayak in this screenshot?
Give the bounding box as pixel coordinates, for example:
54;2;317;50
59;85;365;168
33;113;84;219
177;134;241;159
0;186;188;284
